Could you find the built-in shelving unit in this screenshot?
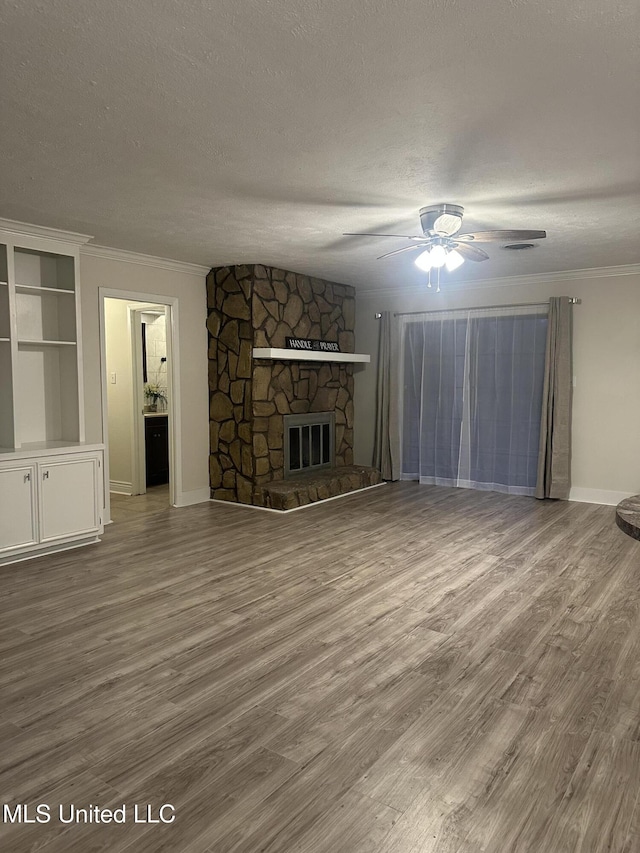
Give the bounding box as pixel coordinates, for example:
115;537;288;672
0;226;87;450
0;220;105;566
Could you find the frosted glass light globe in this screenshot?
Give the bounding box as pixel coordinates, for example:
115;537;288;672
414;249;433;271
445;250;464;272
429;245;447;268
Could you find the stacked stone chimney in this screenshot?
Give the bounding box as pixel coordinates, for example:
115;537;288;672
207;264;356;505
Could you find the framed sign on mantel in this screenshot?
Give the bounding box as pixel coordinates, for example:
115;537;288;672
285;337;341;353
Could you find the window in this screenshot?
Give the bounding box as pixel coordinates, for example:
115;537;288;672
401;307;548;496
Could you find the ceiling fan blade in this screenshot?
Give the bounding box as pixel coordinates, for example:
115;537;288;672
452;242;490;262
377;243;429;260
343;233;424;240
456;230;547;242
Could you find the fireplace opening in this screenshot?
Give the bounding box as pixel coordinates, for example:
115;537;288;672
284;412;335;478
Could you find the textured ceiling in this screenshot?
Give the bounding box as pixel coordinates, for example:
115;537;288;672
1;0;638;290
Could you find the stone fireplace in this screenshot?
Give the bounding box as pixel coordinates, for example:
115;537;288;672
207;264;358;507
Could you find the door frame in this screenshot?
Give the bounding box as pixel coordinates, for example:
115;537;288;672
99;288;181;522
129;306;147;497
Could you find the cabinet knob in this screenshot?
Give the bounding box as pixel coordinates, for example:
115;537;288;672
43;470;49;480
24;472;31;483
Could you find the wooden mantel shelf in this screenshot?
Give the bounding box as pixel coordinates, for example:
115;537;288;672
253;347;370;364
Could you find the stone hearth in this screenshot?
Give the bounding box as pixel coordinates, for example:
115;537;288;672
207;264;358;506
263;465;382;511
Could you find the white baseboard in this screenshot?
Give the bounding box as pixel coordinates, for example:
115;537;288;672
0;534;102;566
110;480;133;495
174;487;211;507
569;487;635;506
210;482;386;513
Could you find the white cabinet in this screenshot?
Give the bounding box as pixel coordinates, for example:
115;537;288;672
0;464;37;550
39;456;101;542
0;443;104;566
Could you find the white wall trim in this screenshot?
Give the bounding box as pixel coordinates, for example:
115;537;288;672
128;306;147;497
569;487;634;507
357;263;640;298
174;487;211;507
210;482;386;513
109;480;134;496
0;217;93;245
84;244;209;277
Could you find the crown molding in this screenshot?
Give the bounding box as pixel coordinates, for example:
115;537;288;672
81;244;210;277
0;217;93;245
356;263;640;298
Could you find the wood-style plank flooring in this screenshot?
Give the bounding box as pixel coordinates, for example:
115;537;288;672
1;482;640;852
110;484;170;523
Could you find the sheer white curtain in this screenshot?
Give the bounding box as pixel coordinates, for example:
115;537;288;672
400;305;549;496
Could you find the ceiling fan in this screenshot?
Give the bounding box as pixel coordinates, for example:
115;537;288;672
344;203;546;283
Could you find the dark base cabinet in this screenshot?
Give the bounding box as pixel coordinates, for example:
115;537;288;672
145;415;169;486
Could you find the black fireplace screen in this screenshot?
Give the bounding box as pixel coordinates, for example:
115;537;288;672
284;413;335;476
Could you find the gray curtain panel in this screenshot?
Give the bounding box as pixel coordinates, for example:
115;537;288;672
535;296;573;499
373;311;401;480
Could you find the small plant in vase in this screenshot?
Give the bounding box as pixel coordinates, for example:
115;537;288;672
144;383;167;413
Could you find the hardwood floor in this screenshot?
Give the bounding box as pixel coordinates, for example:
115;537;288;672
110;484;170;524
1;482;640;852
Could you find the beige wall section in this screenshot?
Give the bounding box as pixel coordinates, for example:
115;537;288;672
355;271;640;505
79;253;209;504
104;299;134;491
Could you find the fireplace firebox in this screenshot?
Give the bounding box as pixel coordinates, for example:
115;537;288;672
284;412;335;478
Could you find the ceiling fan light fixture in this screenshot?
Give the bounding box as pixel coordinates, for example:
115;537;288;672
346;203;546;283
414;249;433;271
445;249;464;272
429;244;447;268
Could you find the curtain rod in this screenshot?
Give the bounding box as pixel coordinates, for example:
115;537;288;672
375;298;581;319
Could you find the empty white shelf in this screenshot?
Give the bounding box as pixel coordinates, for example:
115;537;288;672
15;284;75;295
18;339;77;347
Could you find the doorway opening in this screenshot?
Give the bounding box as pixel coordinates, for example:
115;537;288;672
100;291;179;524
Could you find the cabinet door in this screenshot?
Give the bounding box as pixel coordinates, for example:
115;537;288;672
145;416;169;486
39;456;100;542
0;465;38;551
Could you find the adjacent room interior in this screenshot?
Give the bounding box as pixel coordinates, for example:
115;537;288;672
1;1;639;851
103;297;173;522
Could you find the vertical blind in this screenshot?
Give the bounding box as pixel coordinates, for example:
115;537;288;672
400;305;549;496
